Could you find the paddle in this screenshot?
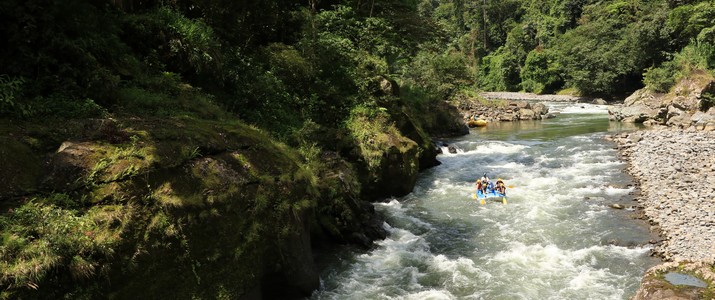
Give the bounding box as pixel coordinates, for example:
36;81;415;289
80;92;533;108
502;197;507;205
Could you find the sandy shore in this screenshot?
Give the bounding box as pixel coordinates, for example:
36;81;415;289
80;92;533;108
610;128;715;263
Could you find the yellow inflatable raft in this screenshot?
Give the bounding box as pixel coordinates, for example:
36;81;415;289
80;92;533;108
468;119;488;127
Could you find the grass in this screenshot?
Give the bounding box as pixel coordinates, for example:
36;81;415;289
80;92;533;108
0;196;127;290
556;87;581;96
476;97;509;108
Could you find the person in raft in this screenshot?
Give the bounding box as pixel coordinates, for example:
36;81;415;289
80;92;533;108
476;173;490;195
495;178;506;195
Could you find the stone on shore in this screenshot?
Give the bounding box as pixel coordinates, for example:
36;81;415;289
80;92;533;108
612;129;715;299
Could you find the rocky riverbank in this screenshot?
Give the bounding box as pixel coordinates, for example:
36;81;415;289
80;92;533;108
453;93;552;124
612;129;715;262
610;128;715;299
608;71;715;130
480;91;606;103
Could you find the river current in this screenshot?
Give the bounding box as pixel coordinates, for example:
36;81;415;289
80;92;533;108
311;103;659;300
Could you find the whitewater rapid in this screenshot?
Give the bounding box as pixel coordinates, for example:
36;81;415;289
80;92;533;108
312;103;657;300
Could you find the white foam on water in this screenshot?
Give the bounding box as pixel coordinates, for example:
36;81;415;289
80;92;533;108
487;161;526;170
430;255;491;291
439;146;465;156
483;242;651;299
376;201;434;231
557;104;610;114
472;141;527;155
604;186;634;196
524;205;559;220
523;176;559;189
404;290;454;300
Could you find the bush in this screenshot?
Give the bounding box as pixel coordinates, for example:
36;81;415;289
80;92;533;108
478;48;521;92
0;75;29;117
520;49;564;94
643;64;677;93
403;50;473;99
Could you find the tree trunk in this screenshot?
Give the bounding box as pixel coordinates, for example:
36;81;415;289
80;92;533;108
482;0;488;50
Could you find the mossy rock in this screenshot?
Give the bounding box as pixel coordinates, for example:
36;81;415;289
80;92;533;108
0;116;322;299
0;137;43;199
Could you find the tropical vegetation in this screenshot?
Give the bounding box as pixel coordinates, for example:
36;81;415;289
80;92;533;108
2;0;715;298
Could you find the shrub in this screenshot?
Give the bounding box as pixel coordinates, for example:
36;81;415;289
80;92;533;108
643;64;677;93
0;75;29;117
520;49;564;94
478;48;521;92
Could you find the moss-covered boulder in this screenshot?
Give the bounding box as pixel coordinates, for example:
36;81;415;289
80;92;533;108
345;105;422;199
0;117;326;299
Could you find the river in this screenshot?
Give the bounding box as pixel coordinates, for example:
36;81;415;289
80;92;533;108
311;102;660;300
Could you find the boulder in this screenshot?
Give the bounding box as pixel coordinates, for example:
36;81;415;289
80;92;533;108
616;74;715;128
666;106;692;128
632;262;713;300
515;101;531;109
531;103;548;116
608;104;659;123
519;109;536;120
379;76;399;96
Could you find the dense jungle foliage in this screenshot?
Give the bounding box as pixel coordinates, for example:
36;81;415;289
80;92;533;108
2;0;715;123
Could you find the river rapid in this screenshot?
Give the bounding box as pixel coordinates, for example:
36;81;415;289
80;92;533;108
312;103;660;300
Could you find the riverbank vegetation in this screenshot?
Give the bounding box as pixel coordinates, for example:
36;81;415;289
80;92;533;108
1;0;715;298
429;0;715;98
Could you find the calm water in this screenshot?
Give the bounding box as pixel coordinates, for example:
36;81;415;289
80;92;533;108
312;103;659;300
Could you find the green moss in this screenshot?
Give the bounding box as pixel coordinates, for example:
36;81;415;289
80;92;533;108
0;137;43;197
0;113;330;298
347;105;415;173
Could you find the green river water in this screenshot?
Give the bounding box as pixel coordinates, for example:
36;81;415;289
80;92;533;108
311;102;660;300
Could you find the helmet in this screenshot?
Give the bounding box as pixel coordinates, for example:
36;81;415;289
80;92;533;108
498;178;502;181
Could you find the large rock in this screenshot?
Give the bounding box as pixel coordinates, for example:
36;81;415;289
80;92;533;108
531;103;548;116
518;109;536;120
0;118;361;299
612;72;715;129
666;105;692;128
455;95;549;123
632;262;714;300
608;104;659;123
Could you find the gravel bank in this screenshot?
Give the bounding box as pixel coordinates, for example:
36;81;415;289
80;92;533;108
480;91;603;103
610;128;715;263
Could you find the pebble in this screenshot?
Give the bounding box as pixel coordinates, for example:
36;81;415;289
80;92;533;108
611;129;715;263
